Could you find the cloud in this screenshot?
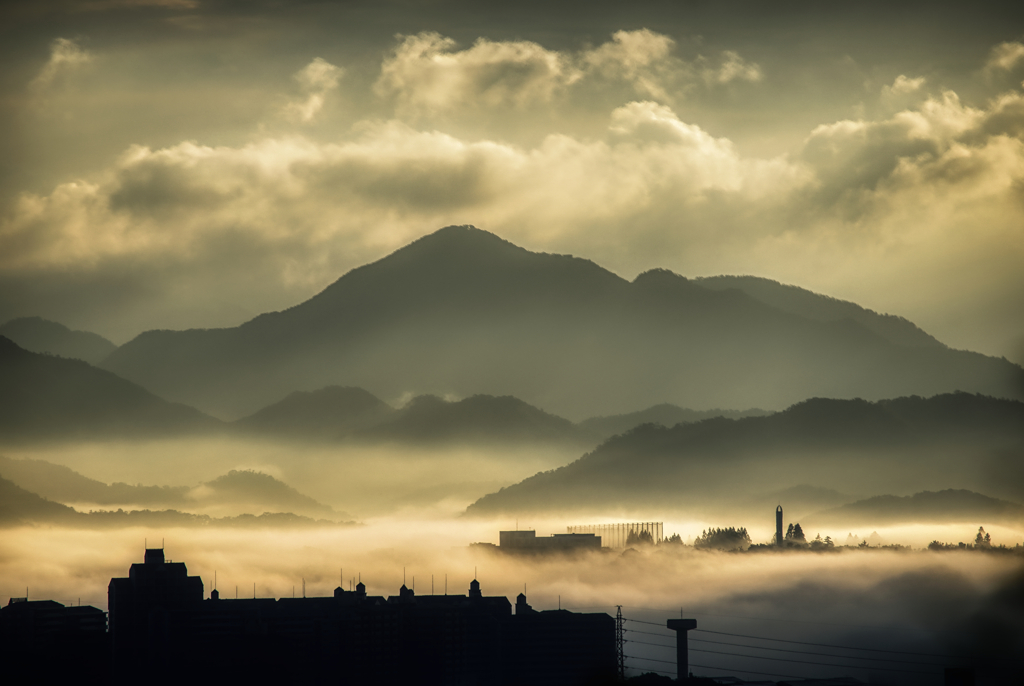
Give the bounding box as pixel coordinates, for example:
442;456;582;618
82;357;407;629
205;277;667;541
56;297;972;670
582;29;685;101
701;50;763;85
881;74;925;97
284;58;343;123
376;32;580;113
985;42;1024;73
31;38;92;90
376;30;762;112
2;39;1023;355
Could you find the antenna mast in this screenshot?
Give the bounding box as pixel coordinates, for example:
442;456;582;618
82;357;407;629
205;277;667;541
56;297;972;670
615;605;626;680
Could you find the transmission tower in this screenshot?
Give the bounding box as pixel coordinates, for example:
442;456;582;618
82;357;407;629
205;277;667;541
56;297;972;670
615;605;625;680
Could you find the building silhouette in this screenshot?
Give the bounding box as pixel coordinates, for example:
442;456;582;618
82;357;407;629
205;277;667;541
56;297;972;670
104;549;615;685
497;529;603;552
0;596;108;684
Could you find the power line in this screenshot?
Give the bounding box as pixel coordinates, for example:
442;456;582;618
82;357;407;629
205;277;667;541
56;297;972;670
690;647;938;675
625;618;673;627
627;628;677;639
622;606;891;630
630;639;676;649
693;628;968;659
625;655;678;666
690;636;946;666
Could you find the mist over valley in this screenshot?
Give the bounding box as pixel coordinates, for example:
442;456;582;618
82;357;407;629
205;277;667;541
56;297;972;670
3;4;1024;678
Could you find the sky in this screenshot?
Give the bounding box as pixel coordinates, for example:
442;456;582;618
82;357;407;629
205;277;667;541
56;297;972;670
1;0;1023;364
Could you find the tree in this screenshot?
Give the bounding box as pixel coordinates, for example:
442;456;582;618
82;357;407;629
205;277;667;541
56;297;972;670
626;529;654;546
785;523;795;540
974;527;991;548
792;523;807;543
663;533;683;545
694;527;751;551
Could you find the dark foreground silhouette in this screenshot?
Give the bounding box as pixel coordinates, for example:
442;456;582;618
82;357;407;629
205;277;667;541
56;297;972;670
2;548;616;686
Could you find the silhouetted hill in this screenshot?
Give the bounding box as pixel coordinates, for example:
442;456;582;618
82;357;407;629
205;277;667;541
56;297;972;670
0;475;76;524
0;336;221;440
101;226;1023;420
234;387;588;446
0;457;341;518
805;489;1024;526
0;316;116;364
361;394;583;444
234;386;393;439
0;454;186;505
695;276;943;349
579;404;771;441
466;393;1024;516
0;474;352;529
202;470;338;517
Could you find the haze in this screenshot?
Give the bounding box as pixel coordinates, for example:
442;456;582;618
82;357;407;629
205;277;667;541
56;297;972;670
1;3;1023;684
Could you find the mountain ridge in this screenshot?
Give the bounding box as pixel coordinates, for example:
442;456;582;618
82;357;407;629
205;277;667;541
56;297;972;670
465;392;1024;516
100;226;1023;420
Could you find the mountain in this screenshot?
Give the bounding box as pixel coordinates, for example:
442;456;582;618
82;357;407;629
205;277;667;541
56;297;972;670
0;474;347;529
0;316;117;364
200;470;339;518
100;225;1023;420
0;454;187;505
694;276;943;349
465;393;1024;516
805;489;1024;527
579;404;771;441
235;387;585;445
0;475;76;524
234;385;394;439
0;456;341;518
362;394;583;444
0;336;221;440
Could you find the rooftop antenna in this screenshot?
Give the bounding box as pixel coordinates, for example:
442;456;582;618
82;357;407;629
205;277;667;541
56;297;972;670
162;538;165;550
214;571;217;591
412;576;415;592
474;566;477;579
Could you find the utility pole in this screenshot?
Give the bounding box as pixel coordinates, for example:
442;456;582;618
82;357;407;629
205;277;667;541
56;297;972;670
615;605;625;680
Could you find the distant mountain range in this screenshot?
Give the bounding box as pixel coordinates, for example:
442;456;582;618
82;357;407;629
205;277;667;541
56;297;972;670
0;455;342;519
805;489;1024;527
0;335;220;440
0;334;763;446
0;316;116;365
466;393;1024;516
578;404;769;440
96;225;1021;420
236;387;586;445
0;461;351;526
